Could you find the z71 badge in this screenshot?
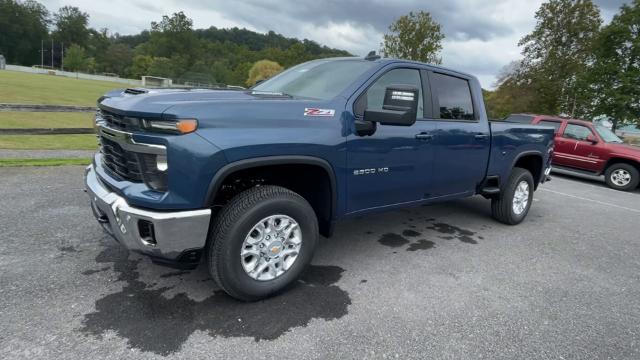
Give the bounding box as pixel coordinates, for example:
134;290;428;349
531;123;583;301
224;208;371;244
304;108;335;117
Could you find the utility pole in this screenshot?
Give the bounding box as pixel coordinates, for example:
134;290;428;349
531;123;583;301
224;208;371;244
40;40;44;68
51;38;54;69
61;42;64;71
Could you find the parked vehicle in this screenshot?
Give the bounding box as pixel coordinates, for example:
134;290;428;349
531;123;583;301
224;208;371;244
506;114;640;191
86;57;554;301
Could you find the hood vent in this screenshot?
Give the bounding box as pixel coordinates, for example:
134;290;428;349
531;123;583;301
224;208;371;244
124;88;149;95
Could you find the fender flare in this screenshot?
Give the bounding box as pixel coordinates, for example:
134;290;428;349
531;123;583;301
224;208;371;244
508;150;544;188
203;155;338;217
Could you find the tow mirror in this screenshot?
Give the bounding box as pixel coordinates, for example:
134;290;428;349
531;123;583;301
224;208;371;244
363;85;419;126
586;134;598;144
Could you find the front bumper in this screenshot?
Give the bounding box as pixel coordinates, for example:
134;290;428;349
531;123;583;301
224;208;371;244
85;164;211;267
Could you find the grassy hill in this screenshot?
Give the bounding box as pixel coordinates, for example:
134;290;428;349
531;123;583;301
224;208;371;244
0;70;123;106
0;70;109;155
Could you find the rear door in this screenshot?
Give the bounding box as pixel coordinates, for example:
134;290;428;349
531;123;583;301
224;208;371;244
346;66;437;213
425;71;490;197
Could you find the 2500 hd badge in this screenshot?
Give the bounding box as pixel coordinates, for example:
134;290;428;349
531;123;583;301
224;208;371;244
353;167;389;175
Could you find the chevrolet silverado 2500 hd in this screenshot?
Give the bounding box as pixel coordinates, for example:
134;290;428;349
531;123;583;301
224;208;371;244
86;56;554;300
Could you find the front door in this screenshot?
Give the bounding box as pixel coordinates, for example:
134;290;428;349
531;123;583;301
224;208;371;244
556;123;605;172
346;67;436;213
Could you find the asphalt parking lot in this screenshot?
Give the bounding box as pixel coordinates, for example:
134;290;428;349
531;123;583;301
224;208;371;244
1;166;639;359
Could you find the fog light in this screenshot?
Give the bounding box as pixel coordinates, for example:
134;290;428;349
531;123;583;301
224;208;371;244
156;155;168;172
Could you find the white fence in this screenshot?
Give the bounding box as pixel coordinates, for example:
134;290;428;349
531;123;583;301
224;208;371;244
4;64;142;86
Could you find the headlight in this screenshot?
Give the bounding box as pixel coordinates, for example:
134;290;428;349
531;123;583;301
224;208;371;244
142;119;198;134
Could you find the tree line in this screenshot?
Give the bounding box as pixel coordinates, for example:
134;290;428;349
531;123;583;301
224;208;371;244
483;0;640;129
0;1;350;86
380;1;639;129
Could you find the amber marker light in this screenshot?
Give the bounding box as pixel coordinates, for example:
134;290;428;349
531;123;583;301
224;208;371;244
176;119;198;134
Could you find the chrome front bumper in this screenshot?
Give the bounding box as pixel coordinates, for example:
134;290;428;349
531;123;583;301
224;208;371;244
85;164;211;263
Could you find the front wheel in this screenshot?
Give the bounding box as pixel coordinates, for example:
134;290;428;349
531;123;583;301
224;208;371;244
491;168;534;225
207;185;318;301
604;163;639;191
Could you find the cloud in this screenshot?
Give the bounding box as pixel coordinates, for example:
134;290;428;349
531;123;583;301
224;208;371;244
38;0;630;88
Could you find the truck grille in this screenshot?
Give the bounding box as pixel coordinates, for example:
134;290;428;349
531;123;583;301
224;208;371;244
98;110;144;131
100;136;143;182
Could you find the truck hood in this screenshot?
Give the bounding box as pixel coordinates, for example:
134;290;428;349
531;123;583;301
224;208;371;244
98;88;298;118
609;142;640;157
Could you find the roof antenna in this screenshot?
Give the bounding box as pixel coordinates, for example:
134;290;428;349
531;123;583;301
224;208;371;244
365;51;381;61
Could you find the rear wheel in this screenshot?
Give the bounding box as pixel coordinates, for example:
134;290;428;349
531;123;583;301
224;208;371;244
207;185;318;301
604;163;639;191
491;168;534;225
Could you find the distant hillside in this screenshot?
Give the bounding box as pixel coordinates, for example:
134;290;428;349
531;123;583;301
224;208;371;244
0;2;351;87
111;24;352;86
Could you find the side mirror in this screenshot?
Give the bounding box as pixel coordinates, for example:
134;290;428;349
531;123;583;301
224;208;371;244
363;85;419;126
586;134;598;144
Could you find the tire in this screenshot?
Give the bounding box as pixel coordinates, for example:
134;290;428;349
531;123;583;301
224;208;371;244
604;163;639;191
491;167;534;225
207;185;319;301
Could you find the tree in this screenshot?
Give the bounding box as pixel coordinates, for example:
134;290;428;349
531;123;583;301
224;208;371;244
583;0;640;129
63;44;87;71
53;6;90;48
149;11;198;59
381;11;444;64
0;0;49;65
246;60;283;86
130;55;153;78
518;0;602;117
101;43;132;75
483;61;539;119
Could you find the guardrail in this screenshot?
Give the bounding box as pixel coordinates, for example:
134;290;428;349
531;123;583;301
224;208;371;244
0;103;95;135
4;65;143;86
0;103;95;112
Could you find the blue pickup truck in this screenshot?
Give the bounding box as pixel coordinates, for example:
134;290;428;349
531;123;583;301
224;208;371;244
86;56;554;300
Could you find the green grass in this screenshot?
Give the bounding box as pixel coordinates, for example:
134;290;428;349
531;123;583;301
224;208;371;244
0;158;91;167
0;134;97;150
0;112;93;128
0;70;122;106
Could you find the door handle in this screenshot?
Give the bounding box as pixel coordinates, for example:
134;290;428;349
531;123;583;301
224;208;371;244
474;133;489;140
415;133;434;141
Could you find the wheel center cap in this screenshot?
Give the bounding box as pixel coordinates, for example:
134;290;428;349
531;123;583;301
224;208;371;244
268;241;283;255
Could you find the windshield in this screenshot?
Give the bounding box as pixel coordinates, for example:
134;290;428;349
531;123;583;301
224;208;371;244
252;60;376;100
595;125;623;143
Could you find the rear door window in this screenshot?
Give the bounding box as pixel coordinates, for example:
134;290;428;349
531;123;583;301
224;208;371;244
430;72;475;120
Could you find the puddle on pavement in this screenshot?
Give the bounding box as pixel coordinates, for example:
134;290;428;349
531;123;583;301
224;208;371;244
407;239;435;251
80;246;351;355
376;218;482;251
378;233;410;247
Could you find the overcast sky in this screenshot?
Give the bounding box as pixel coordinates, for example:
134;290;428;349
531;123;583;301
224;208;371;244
41;0;628;88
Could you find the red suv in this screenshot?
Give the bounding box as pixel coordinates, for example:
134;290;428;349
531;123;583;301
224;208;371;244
506;114;640;191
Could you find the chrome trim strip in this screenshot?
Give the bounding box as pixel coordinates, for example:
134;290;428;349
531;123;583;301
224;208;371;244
96;123;166;155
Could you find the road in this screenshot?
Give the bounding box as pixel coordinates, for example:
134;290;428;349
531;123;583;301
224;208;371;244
1;166;639;359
